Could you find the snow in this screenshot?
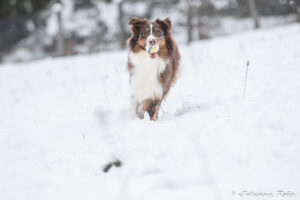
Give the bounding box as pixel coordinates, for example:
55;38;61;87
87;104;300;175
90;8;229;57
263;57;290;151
0;24;300;200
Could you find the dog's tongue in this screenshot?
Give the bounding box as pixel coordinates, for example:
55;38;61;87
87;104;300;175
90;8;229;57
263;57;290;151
149;52;158;59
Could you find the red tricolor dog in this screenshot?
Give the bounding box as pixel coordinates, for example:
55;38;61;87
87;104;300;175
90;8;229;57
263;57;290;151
127;17;180;121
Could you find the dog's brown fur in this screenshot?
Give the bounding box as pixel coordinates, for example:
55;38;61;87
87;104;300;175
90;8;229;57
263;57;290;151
127;17;180;120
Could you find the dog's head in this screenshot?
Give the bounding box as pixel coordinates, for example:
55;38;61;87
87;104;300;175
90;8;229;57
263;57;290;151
128;17;172;59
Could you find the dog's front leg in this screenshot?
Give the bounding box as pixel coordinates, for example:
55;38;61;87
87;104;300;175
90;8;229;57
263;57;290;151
146;99;162;121
131;96;141;118
136;99;152;119
136;102;145;119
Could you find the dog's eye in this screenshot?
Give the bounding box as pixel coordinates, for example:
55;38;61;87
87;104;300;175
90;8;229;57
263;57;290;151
141;33;146;38
141;31;149;39
159;32;164;38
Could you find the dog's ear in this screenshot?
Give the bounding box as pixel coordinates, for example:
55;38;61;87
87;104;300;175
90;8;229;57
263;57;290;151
129;17;147;27
155;17;171;32
128;17;147;50
129;17;147;35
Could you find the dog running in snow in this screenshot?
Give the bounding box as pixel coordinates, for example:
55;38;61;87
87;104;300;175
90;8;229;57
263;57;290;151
127;17;180;121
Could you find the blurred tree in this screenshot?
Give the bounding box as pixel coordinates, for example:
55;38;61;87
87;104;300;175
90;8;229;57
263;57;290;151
118;0;126;49
74;0;94;10
186;0;193;44
55;1;65;56
234;0;300;16
289;0;300;21
248;0;260;29
197;0;215;40
0;0;52;55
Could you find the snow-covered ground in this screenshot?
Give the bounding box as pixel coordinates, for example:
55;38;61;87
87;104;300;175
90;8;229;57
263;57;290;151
0;24;299;200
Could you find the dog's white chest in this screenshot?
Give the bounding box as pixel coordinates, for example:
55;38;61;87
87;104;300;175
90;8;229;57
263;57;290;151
129;51;166;102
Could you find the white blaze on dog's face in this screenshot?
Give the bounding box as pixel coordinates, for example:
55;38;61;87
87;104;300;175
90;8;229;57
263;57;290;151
145;23;159;59
139;22;165;59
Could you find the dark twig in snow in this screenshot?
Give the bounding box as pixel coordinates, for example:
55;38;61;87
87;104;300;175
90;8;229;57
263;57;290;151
103;159;122;173
243;61;250;99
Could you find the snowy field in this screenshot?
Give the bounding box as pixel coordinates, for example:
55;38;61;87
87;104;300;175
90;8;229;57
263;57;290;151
0;24;299;200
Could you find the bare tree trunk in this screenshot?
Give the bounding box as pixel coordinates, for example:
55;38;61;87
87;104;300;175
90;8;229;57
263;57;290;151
197;0;203;40
290;1;300;22
197;0;210;40
186;0;193;44
118;0;126;49
197;19;209;40
57;9;65;56
248;0;260;29
297;6;300;22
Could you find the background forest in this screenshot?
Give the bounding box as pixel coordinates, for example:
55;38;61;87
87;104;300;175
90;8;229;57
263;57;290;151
0;0;299;63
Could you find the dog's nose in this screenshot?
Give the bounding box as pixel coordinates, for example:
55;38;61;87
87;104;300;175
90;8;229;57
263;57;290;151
149;39;156;45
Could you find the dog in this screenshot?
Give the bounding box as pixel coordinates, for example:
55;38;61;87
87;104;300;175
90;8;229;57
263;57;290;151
127;17;180;121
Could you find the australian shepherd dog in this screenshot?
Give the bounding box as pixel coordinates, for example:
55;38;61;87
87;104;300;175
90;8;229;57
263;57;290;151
127;17;180;121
